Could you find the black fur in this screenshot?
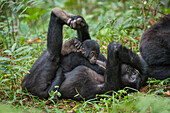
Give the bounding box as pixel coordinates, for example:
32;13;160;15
140;14;170;80
59;41;147;100
21;12;105;99
22;8;148;100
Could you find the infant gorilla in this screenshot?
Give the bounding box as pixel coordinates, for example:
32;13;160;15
61;38;102;64
81;39;106;69
61;38;104;68
48;38;105;93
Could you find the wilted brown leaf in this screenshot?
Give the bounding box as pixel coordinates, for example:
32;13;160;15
148;18;154;25
165;91;170;96
102;45;107;50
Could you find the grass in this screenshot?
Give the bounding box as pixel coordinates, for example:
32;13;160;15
0;0;170;112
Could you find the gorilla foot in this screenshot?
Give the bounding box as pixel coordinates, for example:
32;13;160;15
51;8;86;30
73;38;82;50
61;38;82;55
67;16;86;29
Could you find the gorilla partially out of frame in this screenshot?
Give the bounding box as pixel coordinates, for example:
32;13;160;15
139;14;170;80
22;8;148;100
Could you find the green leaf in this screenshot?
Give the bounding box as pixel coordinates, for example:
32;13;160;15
12;56;32;62
4;50;12;55
94;103;100;110
11;43;17;52
0;57;11;61
14;47;33;57
20;6;29;15
12;65;29;73
0;79;10;84
14;46;32;53
19;22;29;36
56;91;61;97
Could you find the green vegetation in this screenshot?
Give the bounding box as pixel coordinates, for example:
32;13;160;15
0;0;170;112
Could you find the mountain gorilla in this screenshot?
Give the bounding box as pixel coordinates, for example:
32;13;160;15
140;14;170;80
21;8;148;100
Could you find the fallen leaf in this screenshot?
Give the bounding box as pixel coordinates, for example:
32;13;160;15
148;18;154;25
165;91;170;95
37;38;41;42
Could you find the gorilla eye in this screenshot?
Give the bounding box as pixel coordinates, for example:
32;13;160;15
90;51;95;56
132;71;136;75
130;76;135;80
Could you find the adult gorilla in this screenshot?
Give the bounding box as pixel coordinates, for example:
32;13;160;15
140;14;170;80
22;8;147;100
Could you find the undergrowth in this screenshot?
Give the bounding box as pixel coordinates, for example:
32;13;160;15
0;0;170;112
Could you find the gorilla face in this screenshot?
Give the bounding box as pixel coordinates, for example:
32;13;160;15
121;64;142;90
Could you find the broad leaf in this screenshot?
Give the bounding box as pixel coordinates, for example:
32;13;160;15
11;43;17;52
4;50;12;55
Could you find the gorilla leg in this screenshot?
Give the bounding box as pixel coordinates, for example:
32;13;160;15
99;41;147;91
67;15;91;42
104;42;124;91
118;45;148;84
22;11;66;98
52;8;91;42
48;67;65;93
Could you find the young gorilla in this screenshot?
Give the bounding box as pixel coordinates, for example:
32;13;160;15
81;39;107;70
22;8;147;100
61;38;104;72
61;38;103;69
81;39;102;64
139;14;170;80
62;38;102;65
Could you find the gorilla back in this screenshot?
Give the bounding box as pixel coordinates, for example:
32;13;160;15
140;14;170;80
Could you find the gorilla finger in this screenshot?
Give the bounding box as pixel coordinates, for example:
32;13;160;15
74;40;82;49
72;20;77;29
77;18;83;24
80;22;85;26
73;39;79;44
67;18;72;25
75;41;82;48
70;21;74;28
75;44;82;49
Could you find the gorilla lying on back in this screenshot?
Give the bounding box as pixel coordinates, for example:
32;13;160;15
22;8;148;100
140;14;170;80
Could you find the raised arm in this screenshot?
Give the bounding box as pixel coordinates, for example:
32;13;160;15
119;44;148;84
